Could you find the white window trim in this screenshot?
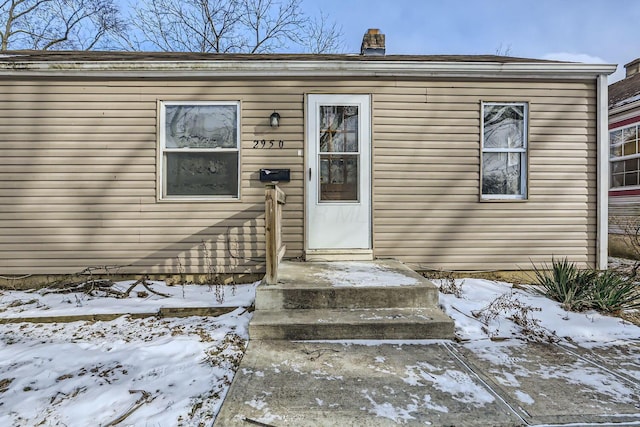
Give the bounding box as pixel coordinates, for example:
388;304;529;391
480;102;528;200
158;100;241;201
609;122;640;190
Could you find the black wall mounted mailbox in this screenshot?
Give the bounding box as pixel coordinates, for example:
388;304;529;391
260;168;290;182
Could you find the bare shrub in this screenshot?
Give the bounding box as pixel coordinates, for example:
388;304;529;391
473;293;557;343
439;276;465;298
201;241;225;304
422;270;464;298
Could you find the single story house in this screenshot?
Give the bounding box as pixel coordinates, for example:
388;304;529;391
609;58;640;248
0;30;616;279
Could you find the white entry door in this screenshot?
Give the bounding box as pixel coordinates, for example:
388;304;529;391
306;94;371;251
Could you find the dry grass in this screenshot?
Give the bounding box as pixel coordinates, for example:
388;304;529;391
609;234;640;260
620;311;640;326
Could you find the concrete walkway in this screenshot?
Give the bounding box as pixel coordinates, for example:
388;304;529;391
215;339;640;426
215;261;640;426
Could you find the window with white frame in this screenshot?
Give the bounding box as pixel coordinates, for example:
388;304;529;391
160;101;240;199
610;123;640;189
481;102;528;199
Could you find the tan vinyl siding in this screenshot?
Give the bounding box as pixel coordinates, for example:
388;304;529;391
0;78;307;274
372;80;597;271
0;77;597;274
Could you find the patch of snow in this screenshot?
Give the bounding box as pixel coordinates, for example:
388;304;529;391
515;390;535;405
243;392;283;424
311;369;343;381
422;394;449;413
313;262;420;287
403;363;495;407
536;363;637;404
495;371;521;387
362;389;418;423
246;397;268;410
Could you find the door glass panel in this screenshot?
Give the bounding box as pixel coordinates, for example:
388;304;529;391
318;105;360;202
319;106;359;153
320;154;359;201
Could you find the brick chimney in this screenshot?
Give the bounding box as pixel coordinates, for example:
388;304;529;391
361;29;385;56
625;58;640;78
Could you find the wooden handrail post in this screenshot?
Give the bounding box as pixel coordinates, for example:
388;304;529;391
265;183;286;284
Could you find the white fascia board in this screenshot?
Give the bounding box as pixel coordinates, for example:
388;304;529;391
0;60;617;79
597;74;609;270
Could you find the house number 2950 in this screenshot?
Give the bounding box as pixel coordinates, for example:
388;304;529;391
253;139;284;149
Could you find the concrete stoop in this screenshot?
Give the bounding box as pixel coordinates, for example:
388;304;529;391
249;259;454;340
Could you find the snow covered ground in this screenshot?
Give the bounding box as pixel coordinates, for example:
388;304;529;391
0;280;258;319
0;282;257;427
0;277;638;426
436;278;640;347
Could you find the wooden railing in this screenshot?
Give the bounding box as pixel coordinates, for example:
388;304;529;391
264;184;286;285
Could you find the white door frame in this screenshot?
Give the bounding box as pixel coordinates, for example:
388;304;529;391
305;94;372;259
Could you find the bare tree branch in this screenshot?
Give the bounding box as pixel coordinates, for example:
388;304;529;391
2;0;343;53
299;10;343;54
1;0;126;50
1;0;50;50
127;0;344;53
240;0;306;53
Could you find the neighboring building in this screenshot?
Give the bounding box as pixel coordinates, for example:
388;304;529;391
0;30;615;277
609;58;640;240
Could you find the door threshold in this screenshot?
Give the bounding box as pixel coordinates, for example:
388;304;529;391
305;249;374;261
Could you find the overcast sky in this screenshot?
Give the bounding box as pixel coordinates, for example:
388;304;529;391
307;0;639;82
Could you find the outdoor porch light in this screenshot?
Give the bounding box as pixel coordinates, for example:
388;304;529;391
270;111;281;128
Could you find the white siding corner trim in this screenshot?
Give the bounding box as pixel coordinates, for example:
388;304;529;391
597;74;609;270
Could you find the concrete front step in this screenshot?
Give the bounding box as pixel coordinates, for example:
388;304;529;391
255;283;439;310
249;307;455;340
256;259;440;310
251;260;455;340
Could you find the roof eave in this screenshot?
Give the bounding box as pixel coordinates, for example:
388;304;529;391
0;60;617;79
609;97;640;116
